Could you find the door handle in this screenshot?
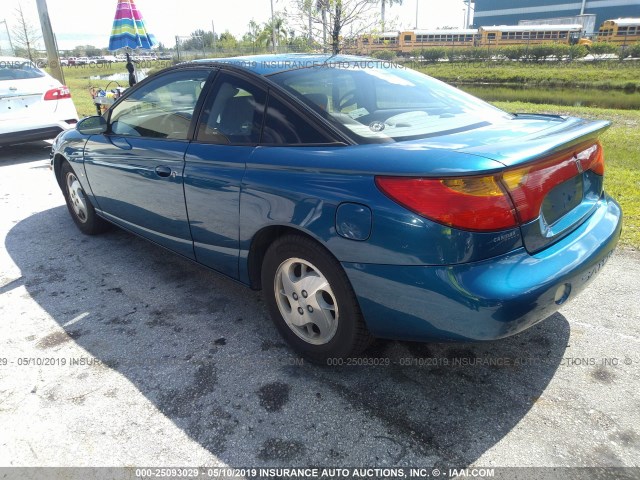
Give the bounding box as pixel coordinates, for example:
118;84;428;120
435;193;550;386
155;166;172;178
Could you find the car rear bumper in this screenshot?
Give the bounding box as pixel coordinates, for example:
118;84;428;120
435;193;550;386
0;126;65;146
343;194;622;342
0;118;77;146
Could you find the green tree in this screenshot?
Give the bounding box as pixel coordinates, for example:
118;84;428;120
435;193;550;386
297;0;314;46
288;33;316;52
380;0;402;32
218;32;238;51
85;45;101;57
260;16;288;49
316;0;329;49
241;20;264;53
181;30;207;51
296;0;378;54
297;0;328;47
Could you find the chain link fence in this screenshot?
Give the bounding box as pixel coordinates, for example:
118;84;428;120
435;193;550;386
172;35;329;62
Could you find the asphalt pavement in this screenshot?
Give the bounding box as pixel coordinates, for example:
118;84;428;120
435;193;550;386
0;142;639;472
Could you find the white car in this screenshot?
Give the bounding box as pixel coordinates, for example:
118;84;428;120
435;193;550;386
97;55;118;64
0;56;78;146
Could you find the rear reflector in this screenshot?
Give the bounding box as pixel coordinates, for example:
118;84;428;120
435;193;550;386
44;86;71;101
376;141;604;232
576;142;604;176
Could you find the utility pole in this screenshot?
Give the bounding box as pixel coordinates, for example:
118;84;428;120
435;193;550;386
465;1;472;29
270;0;277;53
308;1;313;47
35;0;64;84
211;21;216;54
415;0;419;29
0;19;14;55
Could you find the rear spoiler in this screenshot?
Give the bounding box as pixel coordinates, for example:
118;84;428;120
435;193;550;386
458;116;611;168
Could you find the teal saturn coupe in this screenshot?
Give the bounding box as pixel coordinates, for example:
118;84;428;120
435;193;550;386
50;55;622;363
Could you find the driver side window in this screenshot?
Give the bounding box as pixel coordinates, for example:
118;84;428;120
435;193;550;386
110;70;210;140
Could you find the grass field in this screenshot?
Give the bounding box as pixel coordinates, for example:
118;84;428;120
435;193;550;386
460;84;640;110
55;61;172;117
52;63;639;249
417;61;640;91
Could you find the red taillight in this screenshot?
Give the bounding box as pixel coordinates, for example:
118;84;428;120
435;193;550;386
500;141;603;224
375;141;604;232
375;176;518;232
43;86;71;101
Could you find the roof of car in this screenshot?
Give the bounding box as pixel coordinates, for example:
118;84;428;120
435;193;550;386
0;56;32;63
191;53;373;76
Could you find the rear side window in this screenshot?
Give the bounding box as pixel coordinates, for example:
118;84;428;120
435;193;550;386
0;60;45;80
196;72;266;145
261;93;332;145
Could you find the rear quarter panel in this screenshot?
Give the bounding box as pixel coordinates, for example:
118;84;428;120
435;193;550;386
238;144;524;284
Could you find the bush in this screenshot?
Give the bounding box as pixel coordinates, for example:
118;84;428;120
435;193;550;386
370;50;396;61
550;43;571;60
417;48;445;62
568;44;588;60
498;45;526;60
527;43;569;61
620;42;640;59
446;47;489;62
589;42;619;57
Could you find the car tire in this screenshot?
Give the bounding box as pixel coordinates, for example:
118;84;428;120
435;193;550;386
261;234;373;364
61;161;110;235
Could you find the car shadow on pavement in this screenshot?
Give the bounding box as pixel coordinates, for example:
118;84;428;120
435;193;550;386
6;207;571;467
0;142;53;167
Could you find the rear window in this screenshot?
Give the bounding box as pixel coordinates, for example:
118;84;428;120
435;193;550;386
0;60;46;81
268;62;511;143
262;93;332;145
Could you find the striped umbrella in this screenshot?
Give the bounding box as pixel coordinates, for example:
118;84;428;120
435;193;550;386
108;0;157;51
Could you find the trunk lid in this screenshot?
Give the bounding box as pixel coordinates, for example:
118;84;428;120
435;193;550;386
401;114;610;253
0;77;60;120
455;114;611;253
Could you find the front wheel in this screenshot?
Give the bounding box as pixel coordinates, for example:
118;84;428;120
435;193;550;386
261;235;373;363
61;161;110;235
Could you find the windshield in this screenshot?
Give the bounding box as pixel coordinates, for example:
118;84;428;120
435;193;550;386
268;61;511;143
0;59;46;81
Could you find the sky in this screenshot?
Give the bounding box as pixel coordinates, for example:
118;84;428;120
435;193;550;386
0;0;471;51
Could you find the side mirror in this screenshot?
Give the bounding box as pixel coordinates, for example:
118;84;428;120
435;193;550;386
77;116;107;135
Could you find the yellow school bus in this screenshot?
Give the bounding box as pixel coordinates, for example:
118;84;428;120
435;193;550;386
479;24;585;46
597;18;640;45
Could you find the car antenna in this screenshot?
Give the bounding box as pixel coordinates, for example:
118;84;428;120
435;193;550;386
323;52;339;66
